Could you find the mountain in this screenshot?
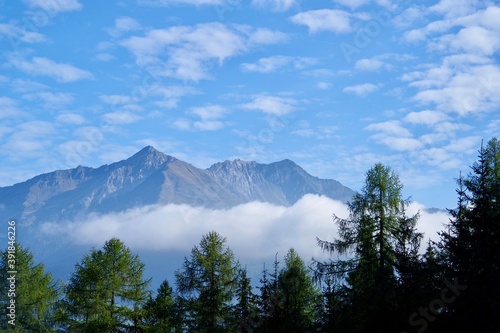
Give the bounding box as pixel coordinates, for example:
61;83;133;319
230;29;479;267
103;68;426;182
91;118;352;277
0;146;355;224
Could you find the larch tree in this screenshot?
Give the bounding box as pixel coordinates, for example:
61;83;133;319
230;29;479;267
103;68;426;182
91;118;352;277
315;163;421;333
175;231;240;333
0;243;60;332
60;238;151;333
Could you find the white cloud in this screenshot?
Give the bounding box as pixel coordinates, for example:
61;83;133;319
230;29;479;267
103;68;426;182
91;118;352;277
40;195;348;261
39;195;449;261
317;81;331;90
410;64;500;115
103;111;142;124
247;28;288;45
365;120;412;137
188;105;228;131
56;113;86;125
108;17;142;37
243;95;297;116
9;56;93;83
172;119;191;131
365;120;423;152
331;0;370;9
137;0;225;5
23;0;82;13
190;105;226;120
241;55;316;73
2;121;55;158
0;97;25;120
241;55;292;73
0;23;47;44
290;9;352;34
121;23;286;81
100;95;135;105
23;91;73;108
429;0;480;18
404;110;448;126
355;58;387;71
252;0;298;11
95;53;115;62
343;83;380;96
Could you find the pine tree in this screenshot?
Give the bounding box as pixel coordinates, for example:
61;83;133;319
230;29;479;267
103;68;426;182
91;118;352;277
0;243;60;332
175;231;240;333
60;238;151;333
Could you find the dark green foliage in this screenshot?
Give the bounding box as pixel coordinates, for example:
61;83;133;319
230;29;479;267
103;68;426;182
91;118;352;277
0;243;60;332
315;163;422;333
142;280;183;333
438;138;500;331
60;238;151;333
234;268;259;333
175;231;240;333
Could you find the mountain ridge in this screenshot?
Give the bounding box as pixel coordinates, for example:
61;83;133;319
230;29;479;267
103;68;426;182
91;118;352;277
0;146;355;224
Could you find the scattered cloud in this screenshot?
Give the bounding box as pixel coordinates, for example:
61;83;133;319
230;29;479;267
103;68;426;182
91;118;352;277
241;55;316;73
56;113;86;125
0;23;47;44
22;91;74;108
189;105;228;131
331;0;370;9
365;120;423;152
252;0;298;11
137;0;225;5
355;58;387;71
107;17;142;37
8;56;93;83
1;121;56;159
243;95;297;116
409;64;500;115
404;110;448;126
100;94;135;105
120;23;286;81
290;9;353;34
102;111;142;124
343;83;380;96
0;97;25;120
23;0;82;13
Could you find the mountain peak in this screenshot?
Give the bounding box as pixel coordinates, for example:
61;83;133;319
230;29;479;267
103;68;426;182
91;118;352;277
126;146;173;168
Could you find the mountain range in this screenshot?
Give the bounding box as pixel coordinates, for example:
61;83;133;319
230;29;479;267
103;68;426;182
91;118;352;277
0;146;355;225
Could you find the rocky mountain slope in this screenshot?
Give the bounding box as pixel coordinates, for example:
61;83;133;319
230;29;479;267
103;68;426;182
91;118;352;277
0;146;355;224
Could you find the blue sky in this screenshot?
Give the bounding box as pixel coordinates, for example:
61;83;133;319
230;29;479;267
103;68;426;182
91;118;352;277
1;0;499;209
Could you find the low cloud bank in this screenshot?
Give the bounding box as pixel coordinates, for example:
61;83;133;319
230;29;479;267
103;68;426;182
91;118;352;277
40;195;449;262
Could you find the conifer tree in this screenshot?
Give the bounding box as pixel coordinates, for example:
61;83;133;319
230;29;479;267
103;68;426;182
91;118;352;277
277;248;319;333
439;138;500;331
0;243;60;332
175;231;239;333
60;238;151;333
142;280;183;333
315;163;421;333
